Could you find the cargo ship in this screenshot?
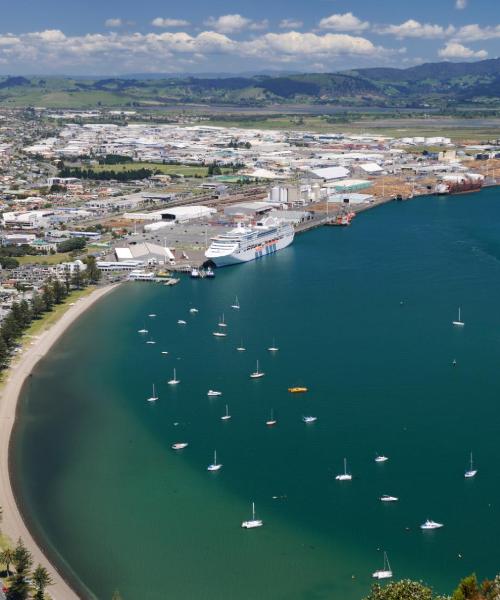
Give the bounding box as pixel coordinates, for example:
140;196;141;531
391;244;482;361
434;173;484;195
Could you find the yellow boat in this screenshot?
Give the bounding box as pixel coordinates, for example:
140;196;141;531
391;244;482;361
288;387;308;393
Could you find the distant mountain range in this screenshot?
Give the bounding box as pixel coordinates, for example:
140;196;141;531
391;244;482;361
1;58;499;109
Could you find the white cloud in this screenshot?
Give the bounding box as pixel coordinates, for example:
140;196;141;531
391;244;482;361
438;42;487;59
151;18;191;28
318;13;369;33
204;14;268;34
376;19;455;39
454;24;500;41
279;19;303;29
455;0;467;9
105;18;123;28
0;28;395;74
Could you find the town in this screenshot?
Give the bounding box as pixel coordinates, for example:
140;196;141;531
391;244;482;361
0;106;499;321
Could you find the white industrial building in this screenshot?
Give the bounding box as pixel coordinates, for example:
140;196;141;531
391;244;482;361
123;205;216;223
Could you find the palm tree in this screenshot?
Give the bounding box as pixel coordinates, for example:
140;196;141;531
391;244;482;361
32;564;53;600
0;547;14;576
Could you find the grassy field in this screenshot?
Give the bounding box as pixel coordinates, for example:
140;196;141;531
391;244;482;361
205;115;499;141
92;162;236;177
16;253;72;266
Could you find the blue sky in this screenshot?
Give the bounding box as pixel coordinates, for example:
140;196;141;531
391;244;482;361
0;0;498;75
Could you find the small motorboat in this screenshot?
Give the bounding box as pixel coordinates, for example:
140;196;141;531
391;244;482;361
146;340;156;345
189;308;199;313
190;268;200;279
420;520;443;530
161;351;169;355
171;443;188;450
375;455;389;463
302;416;317;424
205;268;215;278
148;313;156;318
288;387;308;393
207;390;222;397
380;495;399;502
177;319;187;325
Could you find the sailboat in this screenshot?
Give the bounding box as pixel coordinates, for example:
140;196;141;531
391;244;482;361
464;452;478;478
168;368;180;385
236;339;246;351
177;319;187;325
266;409;277;426
372;551;393;579
453;307;465;326
148;313;156;318
146;384;158;403
268;337;279;352
231;296;240;310
207;450;222;471
380;495;399;502
241;502;263;528
221;405;231;421
250;360;265;379
138;327;148;334
189;307;199;314
218;314;227;327
146;338;156;345
335;458;352;481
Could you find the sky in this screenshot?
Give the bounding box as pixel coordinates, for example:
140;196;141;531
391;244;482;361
0;0;498;75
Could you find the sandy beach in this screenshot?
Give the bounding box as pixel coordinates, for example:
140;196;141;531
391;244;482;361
0;284;119;600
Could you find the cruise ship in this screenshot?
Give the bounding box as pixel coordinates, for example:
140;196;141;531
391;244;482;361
205;217;295;267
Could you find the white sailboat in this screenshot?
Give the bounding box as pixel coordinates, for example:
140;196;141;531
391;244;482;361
266;409;277;426
420;519;444;530
241;502;263;528
207;450;222;471
380;495;399;502
148;313;156;318
168;368;180;385
236;339;246;351
189;308;199;313
177;319;187;325
231;296;240;310
464;452;478;478
218;314;227;327
138;326;148;334
372;551;393;580
250;360;265;379
221;405;231;421
452;307;465;326
335;458;352;481
268;337;279;352
146;384;158;403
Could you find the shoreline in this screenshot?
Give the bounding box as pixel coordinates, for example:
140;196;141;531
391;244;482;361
0;284;119;600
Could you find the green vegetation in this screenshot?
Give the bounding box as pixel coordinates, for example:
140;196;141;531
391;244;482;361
2;59;500;109
16;254;74;266
363;574;500;600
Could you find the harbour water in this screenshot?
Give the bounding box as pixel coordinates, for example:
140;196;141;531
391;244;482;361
13;188;500;599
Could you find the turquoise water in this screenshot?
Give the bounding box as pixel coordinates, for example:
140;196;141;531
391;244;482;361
13;189;500;600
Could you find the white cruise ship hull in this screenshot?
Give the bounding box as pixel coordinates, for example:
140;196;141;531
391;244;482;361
206;229;294;267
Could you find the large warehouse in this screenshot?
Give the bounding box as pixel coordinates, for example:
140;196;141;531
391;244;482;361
123;205;216;223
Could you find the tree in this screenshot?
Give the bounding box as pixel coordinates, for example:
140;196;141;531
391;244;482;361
41;284;54;312
71;264;83;290
5;574;29;600
364;580;434;600
30;292;45;319
0;547;14;576
18;300;32;328
32;564;54;600
0;257;19;269
0;335;9;369
64;272;71;294
1;312;22;348
13;539;32;574
84;256;101;284
52;280;66;304
57;237;86;253
452;574;480;600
